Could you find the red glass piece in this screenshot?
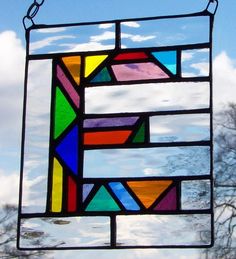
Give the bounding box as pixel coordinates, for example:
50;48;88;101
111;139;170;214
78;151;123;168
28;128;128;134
114;52;148;60
67;175;77;212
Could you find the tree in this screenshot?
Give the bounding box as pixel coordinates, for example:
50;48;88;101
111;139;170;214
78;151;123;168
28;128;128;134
202;103;236;259
0;204;49;258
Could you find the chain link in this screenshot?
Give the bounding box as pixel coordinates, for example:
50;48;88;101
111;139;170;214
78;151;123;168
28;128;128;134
206;0;219;15
23;0;45;30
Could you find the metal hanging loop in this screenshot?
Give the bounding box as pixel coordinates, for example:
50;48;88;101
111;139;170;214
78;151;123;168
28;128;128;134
206;0;219;15
23;0;45;30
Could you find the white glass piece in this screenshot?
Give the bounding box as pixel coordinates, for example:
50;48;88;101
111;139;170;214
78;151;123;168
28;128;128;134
19;216;110;248
22;60;52;213
84;146;210;178
182;48;210;77
29;24;115;54
150;113;210;142
121;16;210;48
181;180;211;210
85;82;210;114
116;214;211;246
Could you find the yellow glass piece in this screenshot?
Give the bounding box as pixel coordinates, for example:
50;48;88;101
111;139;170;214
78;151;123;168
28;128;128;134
62;56;81;85
51;158;63;212
85;55;108;77
127;180;173;208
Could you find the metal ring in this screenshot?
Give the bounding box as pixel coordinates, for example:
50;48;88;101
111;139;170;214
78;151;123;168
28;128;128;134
206;0;219;15
34;0;45;7
27;3;40;19
23;16;34;30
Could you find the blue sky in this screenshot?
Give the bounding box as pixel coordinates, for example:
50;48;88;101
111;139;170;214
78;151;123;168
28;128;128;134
0;0;236;258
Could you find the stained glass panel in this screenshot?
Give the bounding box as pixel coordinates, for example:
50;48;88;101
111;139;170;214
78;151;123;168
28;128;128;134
18;10;214;249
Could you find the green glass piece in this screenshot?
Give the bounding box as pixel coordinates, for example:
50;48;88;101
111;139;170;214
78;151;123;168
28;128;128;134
91;67;111;83
54;87;76;139
85;186;120;211
133;122;145;143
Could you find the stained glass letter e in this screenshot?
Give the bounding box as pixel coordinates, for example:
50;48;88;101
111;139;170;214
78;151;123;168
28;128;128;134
18;8;215;250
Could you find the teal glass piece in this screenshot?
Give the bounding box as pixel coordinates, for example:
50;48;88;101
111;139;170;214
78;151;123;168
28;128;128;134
91;67;111;83
109;182;140;211
85;186;121;211
152;51;177;75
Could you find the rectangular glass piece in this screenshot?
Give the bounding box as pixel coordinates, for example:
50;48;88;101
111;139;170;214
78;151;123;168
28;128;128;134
181;180;211;210
116;214;212;246
181;48;210;77
121;16;210;48
84;146;210;178
150;113;210;142
84;116;139;128
29;24;115;55
22;60;52;213
19;216;110;248
85;82;209;114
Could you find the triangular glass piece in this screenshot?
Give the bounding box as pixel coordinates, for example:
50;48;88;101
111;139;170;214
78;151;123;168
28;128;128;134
83;184;94;202
132;122;145;143
152;51;177;75
154;186;177;211
85;186;120;211
54;87;76;139
85;55;108;77
62;56;81;85
56;126;78;175
127;180;173;208
91;67;111;83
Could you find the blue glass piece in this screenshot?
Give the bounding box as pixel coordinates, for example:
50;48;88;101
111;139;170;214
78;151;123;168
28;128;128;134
83;184;94;201
109;182;140;211
56;125;78;175
91;67;111;83
152;51;177;75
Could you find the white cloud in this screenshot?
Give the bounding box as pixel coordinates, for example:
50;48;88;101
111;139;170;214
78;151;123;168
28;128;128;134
36;27;67;33
90;31;115;42
98;23;114;29
0;31;25;149
213;51;236;109
0;169;19;206
191;62;209;76
181;51;194;61
61;42;115;52
121;33;156;42
122;21;140;28
30;35;75;52
0;31;25;86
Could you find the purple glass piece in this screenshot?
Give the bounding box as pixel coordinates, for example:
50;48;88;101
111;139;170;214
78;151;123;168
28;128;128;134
57;65;80;108
84;117;139;128
112;62;169;81
83;184;94;202
154;187;177;211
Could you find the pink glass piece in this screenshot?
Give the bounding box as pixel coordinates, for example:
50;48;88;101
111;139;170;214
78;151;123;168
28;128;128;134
57;65;80;108
154;186;177;211
112;62;169;81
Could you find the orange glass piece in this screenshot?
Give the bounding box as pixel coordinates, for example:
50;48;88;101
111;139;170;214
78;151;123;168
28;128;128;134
62;56;81;85
127;180;173;208
84;130;132;145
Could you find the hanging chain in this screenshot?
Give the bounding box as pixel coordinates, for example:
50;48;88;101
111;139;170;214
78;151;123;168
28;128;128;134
23;0;45;30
